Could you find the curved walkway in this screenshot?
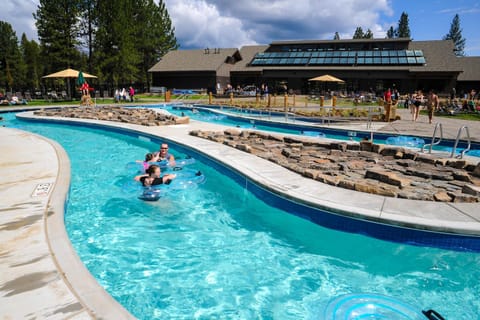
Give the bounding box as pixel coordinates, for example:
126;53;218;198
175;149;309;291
1;109;479;319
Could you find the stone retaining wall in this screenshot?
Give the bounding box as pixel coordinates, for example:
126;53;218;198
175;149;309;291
34;106;189;126
191;128;480;202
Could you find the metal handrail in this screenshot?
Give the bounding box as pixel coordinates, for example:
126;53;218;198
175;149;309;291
422;123;443;154
451;126;471;158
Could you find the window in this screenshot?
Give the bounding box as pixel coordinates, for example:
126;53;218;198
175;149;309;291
398;57;408;64
407;57;417;64
414;50;423;57
406;50;415;57
416;56;426;64
357;57;365;64
365;57;373;64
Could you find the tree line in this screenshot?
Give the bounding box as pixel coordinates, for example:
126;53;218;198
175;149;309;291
334;12;466;57
0;0;178;95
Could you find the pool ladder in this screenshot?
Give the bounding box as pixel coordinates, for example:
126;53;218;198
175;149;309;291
422;123;443;154
450;125;471;158
422;123;472;158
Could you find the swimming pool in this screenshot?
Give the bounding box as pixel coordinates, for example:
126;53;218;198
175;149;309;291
4;113;480;319
135;103;480;157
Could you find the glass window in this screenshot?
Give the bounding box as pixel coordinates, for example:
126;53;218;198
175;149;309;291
341;51;349;57
407;57;416;64
398;57;408;64
381;51;389;57
348;51;356;57
325;57;333;64
332;57;340;64
373;57;382;64
416;56;426;64
414;50;423;57
406;50;415;57
326;51;334;57
347;57;355;64
357;51;366;57
365;57;373;64
357;57;365;64
311;52;320;58
397;50;406;57
286;58;295;64
390;57;399;64
389;51;398;57
318;51;327;57
339;58;348;64
373;50;381;57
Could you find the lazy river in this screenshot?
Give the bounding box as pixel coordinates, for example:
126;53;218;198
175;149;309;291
3;112;480;319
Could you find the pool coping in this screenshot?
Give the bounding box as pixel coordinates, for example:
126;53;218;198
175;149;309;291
4;111;480;319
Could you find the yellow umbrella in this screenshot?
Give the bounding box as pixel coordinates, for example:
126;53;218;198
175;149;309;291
309;74;344;83
42;68;97;99
42;68;97;79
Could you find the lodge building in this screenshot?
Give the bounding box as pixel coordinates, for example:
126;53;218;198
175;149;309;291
149;38;480;95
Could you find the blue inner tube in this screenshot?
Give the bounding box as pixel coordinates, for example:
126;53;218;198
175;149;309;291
130;168;206;201
386;136;425;148
125;157;196;174
301;131;326;138
324;293;426;320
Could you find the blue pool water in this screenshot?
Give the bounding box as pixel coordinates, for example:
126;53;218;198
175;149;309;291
137;104;480;157
3;113;480;319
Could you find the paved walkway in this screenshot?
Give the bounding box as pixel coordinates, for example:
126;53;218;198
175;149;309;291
0;107;479;319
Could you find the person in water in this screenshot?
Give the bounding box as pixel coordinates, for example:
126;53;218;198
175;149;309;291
135;164;176;187
158;143;175;163
137;152;160;171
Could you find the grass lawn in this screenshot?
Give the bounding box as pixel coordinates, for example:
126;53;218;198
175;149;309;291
420;110;480;121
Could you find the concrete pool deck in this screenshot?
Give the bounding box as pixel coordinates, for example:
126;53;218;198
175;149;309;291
1;108;479;319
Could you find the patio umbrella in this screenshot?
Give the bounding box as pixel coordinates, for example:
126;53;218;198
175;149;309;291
43;68;97;99
309;74;344;83
309;74;345;97
43;68;97;79
76;71;86;86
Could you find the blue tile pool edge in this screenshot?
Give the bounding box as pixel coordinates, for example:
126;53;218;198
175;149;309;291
15;113;480;253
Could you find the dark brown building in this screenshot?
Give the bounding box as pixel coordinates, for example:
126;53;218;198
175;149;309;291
149;38;479;95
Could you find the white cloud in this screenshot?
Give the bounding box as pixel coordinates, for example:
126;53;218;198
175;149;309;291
166;0;393;48
0;0;38;40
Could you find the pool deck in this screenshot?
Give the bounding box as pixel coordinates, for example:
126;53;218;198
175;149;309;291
1;107;479;319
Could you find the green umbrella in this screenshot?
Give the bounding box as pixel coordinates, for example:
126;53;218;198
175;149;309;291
76;71;85;86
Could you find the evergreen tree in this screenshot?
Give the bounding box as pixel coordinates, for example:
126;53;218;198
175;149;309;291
386;26;395;38
20;33;42;91
78;0;97;72
135;0;178;90
34;0;82;74
94;0;142;87
363;29;373;39
396;12;411;38
444;14;466;56
353;27;364;39
333;32;340;40
0;21;23;91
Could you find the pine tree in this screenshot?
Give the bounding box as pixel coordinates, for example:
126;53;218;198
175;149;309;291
34;0;82;73
353;27;364;39
78;0;97;72
0;21;23;91
333;32;340;40
363;29;373;39
20;33;42;91
386;26;395;39
135;0;178;90
396;12;411;38
94;0;142;87
444;14;466;56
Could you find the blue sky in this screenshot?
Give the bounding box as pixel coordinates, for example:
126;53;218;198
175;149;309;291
1;0;479;56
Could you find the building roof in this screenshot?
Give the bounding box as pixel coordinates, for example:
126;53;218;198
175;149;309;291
148;48;241;73
456;56;480;82
231;45;269;72
270;38;411;45
407;40;462;73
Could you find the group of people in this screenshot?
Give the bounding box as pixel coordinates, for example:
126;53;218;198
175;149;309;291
114;86;135;102
0;92;28;105
385;88;439;124
134;143;176;187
